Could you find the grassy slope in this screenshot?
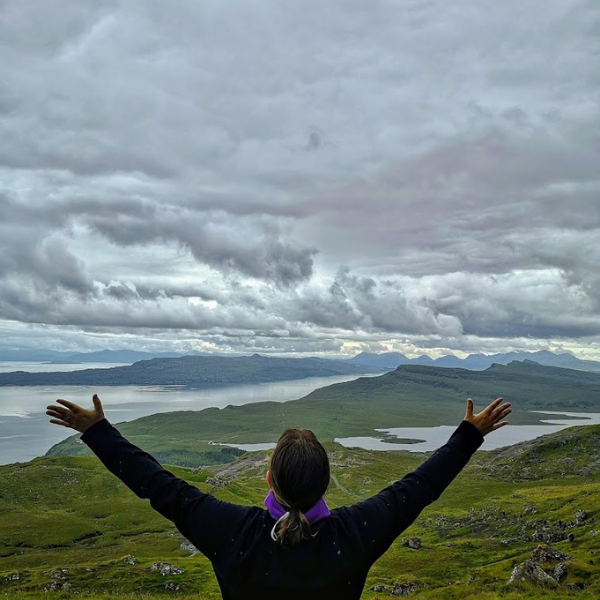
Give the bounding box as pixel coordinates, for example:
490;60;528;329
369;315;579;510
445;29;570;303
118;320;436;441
3;425;600;599
47;361;600;466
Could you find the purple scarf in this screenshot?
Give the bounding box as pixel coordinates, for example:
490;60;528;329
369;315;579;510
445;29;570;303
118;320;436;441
264;490;330;524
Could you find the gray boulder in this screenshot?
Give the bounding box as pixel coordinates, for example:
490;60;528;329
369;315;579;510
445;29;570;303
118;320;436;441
554;563;568;583
391;581;419;596
530;544;571;564
402;537;422;550
150;562;185;576
508;560;557;585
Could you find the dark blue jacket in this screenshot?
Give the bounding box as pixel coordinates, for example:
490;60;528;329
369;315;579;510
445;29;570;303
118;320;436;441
82;419;483;600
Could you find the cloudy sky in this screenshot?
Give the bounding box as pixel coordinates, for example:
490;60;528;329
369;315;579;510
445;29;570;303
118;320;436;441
1;0;600;358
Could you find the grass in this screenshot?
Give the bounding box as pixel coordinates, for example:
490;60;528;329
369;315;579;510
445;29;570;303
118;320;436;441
2;424;600;598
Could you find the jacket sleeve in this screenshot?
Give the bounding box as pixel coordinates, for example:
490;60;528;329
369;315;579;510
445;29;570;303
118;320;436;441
338;420;484;565
81;418;254;562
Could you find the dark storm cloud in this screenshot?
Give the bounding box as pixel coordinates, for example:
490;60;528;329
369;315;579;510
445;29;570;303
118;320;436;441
86;205;316;286
0;193;316;289
1;0;599;356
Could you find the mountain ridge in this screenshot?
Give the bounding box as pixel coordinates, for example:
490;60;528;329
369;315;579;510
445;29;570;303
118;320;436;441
348;350;600;372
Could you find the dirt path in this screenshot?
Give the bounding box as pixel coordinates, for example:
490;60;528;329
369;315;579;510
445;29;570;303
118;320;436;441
330;474;361;499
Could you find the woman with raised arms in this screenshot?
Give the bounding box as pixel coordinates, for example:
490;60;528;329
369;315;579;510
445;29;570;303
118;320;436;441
47;394;510;600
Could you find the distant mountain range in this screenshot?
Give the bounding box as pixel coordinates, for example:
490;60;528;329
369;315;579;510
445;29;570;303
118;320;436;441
0;348;190;363
0;354;384;387
347;350;600;373
2;347;599;373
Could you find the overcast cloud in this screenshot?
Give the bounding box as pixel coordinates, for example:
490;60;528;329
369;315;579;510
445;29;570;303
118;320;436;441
1;0;600;358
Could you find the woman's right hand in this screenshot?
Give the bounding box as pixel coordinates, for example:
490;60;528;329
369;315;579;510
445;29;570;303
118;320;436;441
464;397;511;436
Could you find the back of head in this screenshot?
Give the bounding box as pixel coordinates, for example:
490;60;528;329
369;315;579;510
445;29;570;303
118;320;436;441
269;428;330;547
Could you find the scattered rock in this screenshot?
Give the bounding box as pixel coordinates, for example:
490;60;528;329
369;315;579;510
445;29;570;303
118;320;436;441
565;582;585;591
531;529;566;544
4;572;20;581
575;510;587;524
150;562;185;576
44;581;61;592
50;568;68;580
508;560;557;585
391;580;419;596
214;453;269;479
180;541;199;556
554;563;568;583
60;467;78;485
123;555;137;566
530;544;571;564
164;582;187;591
206;476;229;489
402;537;421;550
568;533;575;543
371;580;420;596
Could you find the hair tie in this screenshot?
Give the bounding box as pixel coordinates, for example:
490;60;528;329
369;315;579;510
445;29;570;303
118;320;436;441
270;512;290;541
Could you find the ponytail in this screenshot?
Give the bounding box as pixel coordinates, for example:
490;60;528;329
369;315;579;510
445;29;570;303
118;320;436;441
273;507;313;547
269;427;330;547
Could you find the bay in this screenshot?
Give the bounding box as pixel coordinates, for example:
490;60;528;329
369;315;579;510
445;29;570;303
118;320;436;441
222;411;600;453
0;373;377;465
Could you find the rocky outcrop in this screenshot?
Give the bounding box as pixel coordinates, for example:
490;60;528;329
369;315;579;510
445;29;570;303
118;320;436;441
214;453;269;479
150;562;185;576
44;580;72;591
508;544;577;588
401;537;422;550
205;476;229;489
530;544;571;564
165;582;188;591
554;563;568;583
371;580;421;596
50;568;69;580
508;560;557;585
180;541;200;556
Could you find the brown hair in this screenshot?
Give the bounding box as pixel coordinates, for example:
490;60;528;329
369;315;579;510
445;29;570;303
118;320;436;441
269;427;330;547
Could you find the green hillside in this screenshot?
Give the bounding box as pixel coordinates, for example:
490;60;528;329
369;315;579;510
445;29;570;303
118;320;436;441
47;361;600;467
3;425;600;599
0;354;382;387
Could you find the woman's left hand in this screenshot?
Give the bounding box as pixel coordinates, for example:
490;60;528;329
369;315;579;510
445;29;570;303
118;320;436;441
46;394;105;433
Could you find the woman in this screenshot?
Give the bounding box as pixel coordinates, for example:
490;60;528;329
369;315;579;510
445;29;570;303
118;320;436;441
47;394;510;600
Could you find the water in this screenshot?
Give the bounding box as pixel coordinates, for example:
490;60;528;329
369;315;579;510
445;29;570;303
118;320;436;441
335;411;600;451
222;411;600;454
0;369;377;465
3;361;600;463
0;361;129;373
